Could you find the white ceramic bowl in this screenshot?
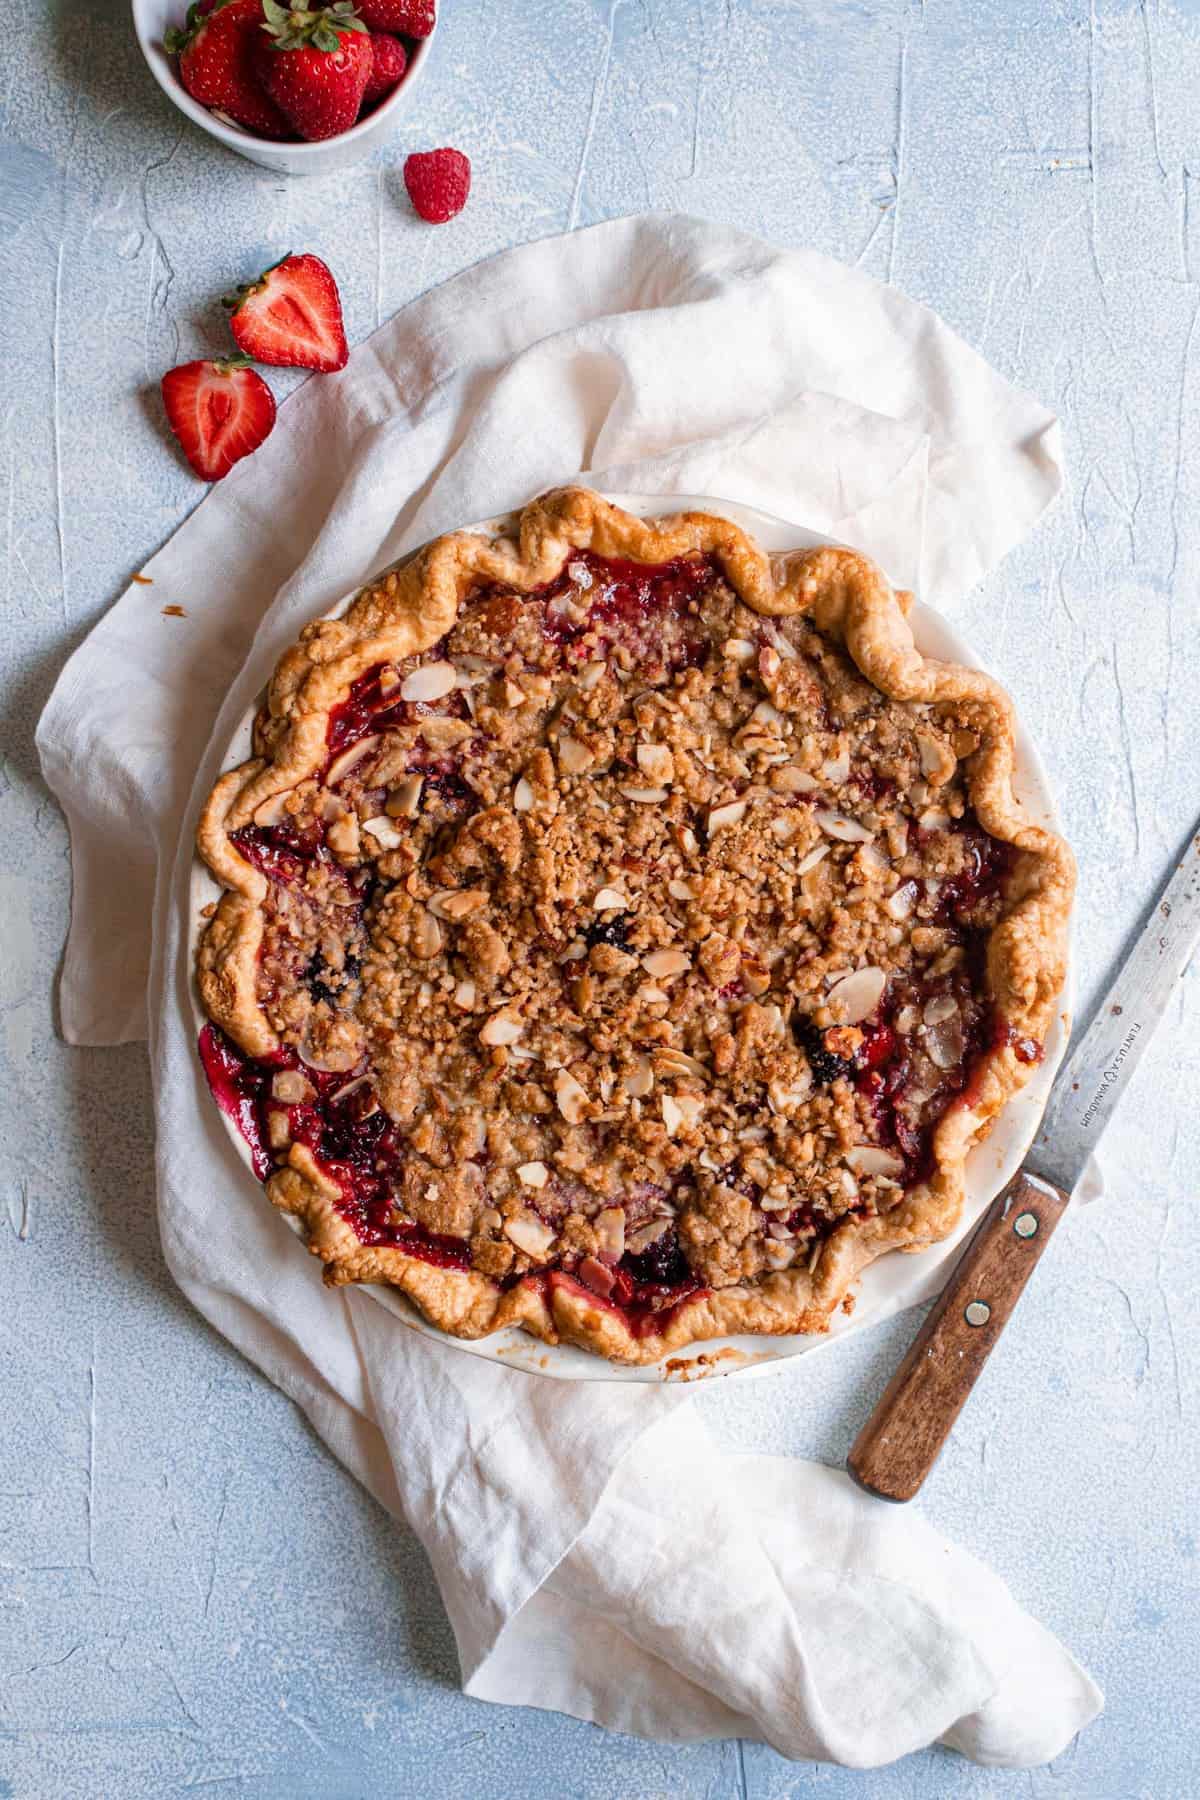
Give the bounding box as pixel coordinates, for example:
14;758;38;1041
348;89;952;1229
132;0;437;177
189;493;1073;1381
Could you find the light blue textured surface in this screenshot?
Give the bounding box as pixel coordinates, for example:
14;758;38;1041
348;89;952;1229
3;0;1200;1795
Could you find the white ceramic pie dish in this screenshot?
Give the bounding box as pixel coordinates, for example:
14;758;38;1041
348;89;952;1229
132;0;437;178
188;492;1073;1382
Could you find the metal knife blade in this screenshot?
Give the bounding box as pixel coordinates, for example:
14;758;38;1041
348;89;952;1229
1027;826;1200;1195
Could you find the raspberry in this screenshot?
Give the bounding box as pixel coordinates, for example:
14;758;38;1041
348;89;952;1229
404;147;471;224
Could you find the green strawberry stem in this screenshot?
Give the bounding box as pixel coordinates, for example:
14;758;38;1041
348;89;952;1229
222;253;296;313
260;0;366;53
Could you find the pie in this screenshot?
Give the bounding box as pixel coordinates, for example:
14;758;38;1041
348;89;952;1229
195;489;1074;1365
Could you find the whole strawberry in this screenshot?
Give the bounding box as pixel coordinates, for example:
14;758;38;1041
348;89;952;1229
360;32;406;111
354;0;434;35
257;0;372;142
165;0;293;138
161;357;276;482
224;253;349;371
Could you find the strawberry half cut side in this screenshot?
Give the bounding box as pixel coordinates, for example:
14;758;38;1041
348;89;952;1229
161;356;277;482
224;252;349;371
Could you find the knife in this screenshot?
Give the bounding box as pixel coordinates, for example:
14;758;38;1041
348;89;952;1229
847;824;1200;1503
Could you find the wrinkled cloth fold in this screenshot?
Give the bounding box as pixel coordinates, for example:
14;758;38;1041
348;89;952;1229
38;213;1100;1767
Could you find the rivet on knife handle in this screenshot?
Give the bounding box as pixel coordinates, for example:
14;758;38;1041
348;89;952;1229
846;1169;1069;1504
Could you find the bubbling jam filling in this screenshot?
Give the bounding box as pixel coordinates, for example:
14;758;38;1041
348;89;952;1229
201;542;1041;1333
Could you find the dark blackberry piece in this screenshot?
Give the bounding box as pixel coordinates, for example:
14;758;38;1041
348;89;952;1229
303;952;337;1007
793;1015;851;1087
584;913;630;953
622;1227;691;1289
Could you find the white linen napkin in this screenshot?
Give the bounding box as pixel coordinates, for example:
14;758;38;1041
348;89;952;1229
37;214;1101;1767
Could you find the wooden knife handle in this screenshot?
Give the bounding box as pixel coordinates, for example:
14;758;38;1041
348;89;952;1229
847;1168;1070;1504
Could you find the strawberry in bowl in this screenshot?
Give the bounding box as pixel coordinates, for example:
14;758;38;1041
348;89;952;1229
139;0;438;174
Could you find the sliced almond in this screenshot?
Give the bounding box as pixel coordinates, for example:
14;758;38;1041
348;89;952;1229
513;777;535;812
707;799;747;835
772;765;819;794
557;735;594;775
620;785;669;804
593;887;629;912
723;637;756;662
622;1055;655;1098
576;659;606;691
453;979;476;1010
660;1094;684;1136
329;1074;372;1107
636;743;675;784
642;948;690;979
428;888;489;921
515;1162;548;1189
505;1212;556;1258
821;750;850;784
554;1068;589;1124
886;881;918;920
377;666;400;698
919;807;951;833
386;776;424;819
796;844;829;876
271;1069;313;1104
771;816;797;843
767;1074;813;1114
923;994;959;1026
916;730;955;784
846;1145;906;1179
668;878;695;901
326;813;360;860
412;911;443;960
252;792;290;829
325;735;380;787
363;816;404;851
826;965;887;1025
594;1206;626;1262
763;622;798;661
400;661;456;704
655;1048;708;1081
625;1215;670;1254
814;807;874;844
480;1012;523;1047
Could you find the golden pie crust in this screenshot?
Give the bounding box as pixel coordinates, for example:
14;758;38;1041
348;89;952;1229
195;488;1074;1365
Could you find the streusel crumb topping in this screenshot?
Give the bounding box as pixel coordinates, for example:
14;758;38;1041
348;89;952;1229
203;544;1031;1323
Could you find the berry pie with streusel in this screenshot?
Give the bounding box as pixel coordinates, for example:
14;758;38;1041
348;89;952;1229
195;489;1073;1365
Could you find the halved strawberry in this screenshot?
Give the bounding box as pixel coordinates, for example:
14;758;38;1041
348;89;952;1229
165;0;293;139
223;252;349;372
161;357;276;481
